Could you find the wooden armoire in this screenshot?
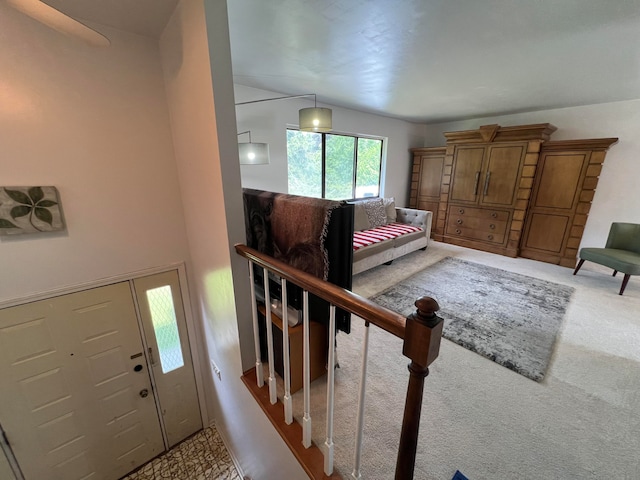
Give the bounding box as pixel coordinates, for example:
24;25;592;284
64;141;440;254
409;123;618;266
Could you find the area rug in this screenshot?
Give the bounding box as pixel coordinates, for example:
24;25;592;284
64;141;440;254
370;257;574;381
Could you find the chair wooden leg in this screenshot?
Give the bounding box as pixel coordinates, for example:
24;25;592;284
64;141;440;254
573;259;585;276
619;274;631;295
613;270;618;277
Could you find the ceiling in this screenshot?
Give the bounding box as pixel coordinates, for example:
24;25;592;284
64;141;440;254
39;0;640;124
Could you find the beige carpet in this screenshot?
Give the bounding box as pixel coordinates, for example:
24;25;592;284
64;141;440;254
287;241;640;479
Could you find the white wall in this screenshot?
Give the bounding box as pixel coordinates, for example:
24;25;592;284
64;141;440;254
0;3;190;302
423;100;640;249
0;2;305;478
159;1;306;479
235;84;426;205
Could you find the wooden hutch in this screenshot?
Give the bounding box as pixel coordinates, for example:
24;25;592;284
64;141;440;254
409;123;618;267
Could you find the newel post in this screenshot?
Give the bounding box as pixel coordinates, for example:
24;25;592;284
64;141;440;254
395;296;443;480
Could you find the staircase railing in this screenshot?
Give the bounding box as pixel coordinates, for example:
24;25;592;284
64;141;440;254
235;244;443;480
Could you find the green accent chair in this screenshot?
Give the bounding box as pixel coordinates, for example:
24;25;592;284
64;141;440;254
573;222;640;295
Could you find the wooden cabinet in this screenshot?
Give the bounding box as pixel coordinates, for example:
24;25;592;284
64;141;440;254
410;123;618;267
445;205;510;245
449;143;526;208
449;146;485;205
409;124;617;263
440;124;555;257
409;147;446;239
258;305;327;394
520;138;618;267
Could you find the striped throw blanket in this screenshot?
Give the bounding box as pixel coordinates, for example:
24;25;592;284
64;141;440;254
353;223;422;251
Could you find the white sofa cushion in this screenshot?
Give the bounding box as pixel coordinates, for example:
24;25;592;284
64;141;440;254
383;197;397;223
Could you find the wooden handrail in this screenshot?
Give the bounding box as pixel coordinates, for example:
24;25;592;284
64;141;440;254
235;244;406;338
235;243;444;480
395;297;443;480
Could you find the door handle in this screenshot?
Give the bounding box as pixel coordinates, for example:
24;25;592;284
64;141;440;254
473;171;481;195
139;388;149;398
483;171;491;196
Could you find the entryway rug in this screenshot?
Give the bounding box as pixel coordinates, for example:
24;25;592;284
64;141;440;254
370;257;574;381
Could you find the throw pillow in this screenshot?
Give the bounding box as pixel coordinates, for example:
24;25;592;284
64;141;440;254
363;198;387;229
383;197;396;223
353;203;370;231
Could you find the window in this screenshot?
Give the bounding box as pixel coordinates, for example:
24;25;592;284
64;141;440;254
287;129;383;200
146;285;184;373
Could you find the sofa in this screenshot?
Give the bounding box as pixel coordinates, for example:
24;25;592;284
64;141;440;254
350;197;432;275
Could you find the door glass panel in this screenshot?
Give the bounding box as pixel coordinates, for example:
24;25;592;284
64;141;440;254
146;286;184;374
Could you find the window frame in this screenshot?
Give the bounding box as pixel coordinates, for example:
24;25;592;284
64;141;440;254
287;128;384;200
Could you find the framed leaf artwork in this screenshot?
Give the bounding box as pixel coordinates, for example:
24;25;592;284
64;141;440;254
0;186;65;236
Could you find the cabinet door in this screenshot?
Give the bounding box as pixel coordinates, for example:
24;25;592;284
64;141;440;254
520;151;589;261
449;146;485;205
480;144;526;207
416;153;444;213
532;152;586;210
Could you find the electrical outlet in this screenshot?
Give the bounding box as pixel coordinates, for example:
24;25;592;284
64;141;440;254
211;360;221;380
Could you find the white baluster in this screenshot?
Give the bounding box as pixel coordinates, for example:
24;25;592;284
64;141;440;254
281;278;293;425
324;305;336;475
351;322;371;480
263;268;277;405
248;262;263;387
302;290;312;448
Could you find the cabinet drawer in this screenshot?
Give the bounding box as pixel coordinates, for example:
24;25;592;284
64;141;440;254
448;205;509;221
445;224;506;244
447;215;508;235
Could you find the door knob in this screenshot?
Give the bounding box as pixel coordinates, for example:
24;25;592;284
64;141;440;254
139;388;149;398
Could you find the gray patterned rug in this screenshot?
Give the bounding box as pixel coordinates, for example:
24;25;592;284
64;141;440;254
370;257;574;381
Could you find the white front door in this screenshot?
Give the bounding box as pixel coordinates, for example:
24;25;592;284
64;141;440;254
133;271;202;447
0;447;15;480
0;282;164;480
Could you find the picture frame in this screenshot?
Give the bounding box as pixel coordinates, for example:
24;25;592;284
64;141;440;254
0;186;65;236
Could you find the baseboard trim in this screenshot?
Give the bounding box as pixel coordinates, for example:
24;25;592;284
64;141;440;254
209;421;246;479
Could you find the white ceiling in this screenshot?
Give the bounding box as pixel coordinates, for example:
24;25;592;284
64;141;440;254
40;0;640;124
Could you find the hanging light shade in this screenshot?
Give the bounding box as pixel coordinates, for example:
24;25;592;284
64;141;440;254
236;94;333;133
299;107;332;132
237;131;270;165
238;142;270;165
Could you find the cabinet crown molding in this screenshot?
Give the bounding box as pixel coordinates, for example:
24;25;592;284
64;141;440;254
541;138;619;151
443;123;557;144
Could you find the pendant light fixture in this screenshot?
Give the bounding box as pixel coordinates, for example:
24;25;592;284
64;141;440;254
237;131;270;165
235;94;332;132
